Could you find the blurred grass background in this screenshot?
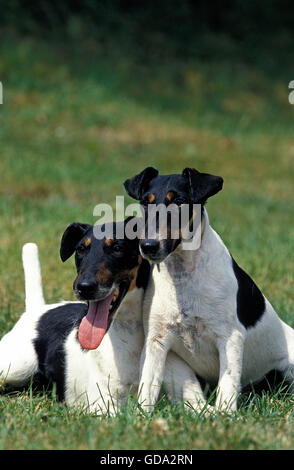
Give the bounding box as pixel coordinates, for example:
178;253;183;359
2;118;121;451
0;0;293;450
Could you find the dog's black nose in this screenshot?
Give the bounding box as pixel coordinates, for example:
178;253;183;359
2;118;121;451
76;279;97;297
140;239;160;256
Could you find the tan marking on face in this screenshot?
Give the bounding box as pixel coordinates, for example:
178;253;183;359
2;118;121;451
148;193;155;203
138;255;143;264
116;266;139;292
105;238;114;246
166;191;175;202
97;263;112;284
84;237;91;247
128;265;140;291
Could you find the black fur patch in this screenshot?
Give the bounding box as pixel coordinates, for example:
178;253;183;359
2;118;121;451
33;303;87;401
232;257;265;328
136;258;150;289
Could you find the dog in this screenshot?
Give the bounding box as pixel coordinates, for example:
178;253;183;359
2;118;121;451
123;167;294;413
0;219;203;414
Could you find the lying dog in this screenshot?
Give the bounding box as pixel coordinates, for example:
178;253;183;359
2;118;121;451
124;167;294;412
0;219;201;414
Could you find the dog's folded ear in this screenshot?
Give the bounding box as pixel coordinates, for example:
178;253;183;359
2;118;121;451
60;223;92;262
123;167;158;200
182;168;223;204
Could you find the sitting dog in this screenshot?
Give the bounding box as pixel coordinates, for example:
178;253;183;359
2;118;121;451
124;167;294;412
0;219;202;414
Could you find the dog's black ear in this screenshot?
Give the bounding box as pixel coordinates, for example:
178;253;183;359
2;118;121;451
123;167;158;200
60;223;92;262
182;168;223;204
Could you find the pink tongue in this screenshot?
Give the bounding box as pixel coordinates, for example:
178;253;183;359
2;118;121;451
78;292;115;350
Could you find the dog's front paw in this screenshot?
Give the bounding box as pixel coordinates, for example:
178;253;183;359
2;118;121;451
137;402;155;417
184;400;215;417
215;395;238;414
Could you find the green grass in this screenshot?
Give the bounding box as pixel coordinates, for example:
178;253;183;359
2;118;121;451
0;32;293;449
1;385;294;450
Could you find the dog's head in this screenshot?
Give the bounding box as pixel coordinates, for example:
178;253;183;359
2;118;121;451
60;219;147;350
124;167;223;263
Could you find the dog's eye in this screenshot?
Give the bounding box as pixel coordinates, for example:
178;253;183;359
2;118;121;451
76;245;86;255
113;244;121;253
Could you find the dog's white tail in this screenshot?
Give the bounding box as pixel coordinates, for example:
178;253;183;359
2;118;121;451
22;243;45;311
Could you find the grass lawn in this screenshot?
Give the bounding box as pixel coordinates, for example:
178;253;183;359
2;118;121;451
0;32;293;450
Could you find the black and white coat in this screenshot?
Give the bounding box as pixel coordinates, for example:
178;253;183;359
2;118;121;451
0;243;201;414
139;208;294;412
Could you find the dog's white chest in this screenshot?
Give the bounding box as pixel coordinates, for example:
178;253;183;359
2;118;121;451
168;313;207;355
144;261;221;382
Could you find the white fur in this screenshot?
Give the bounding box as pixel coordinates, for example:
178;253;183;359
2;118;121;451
0;243;202;415
64;287;204;414
139;208;294;412
22;243;45;311
0;243;66;386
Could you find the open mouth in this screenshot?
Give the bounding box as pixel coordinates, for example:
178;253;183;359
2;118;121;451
78;283;129;350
